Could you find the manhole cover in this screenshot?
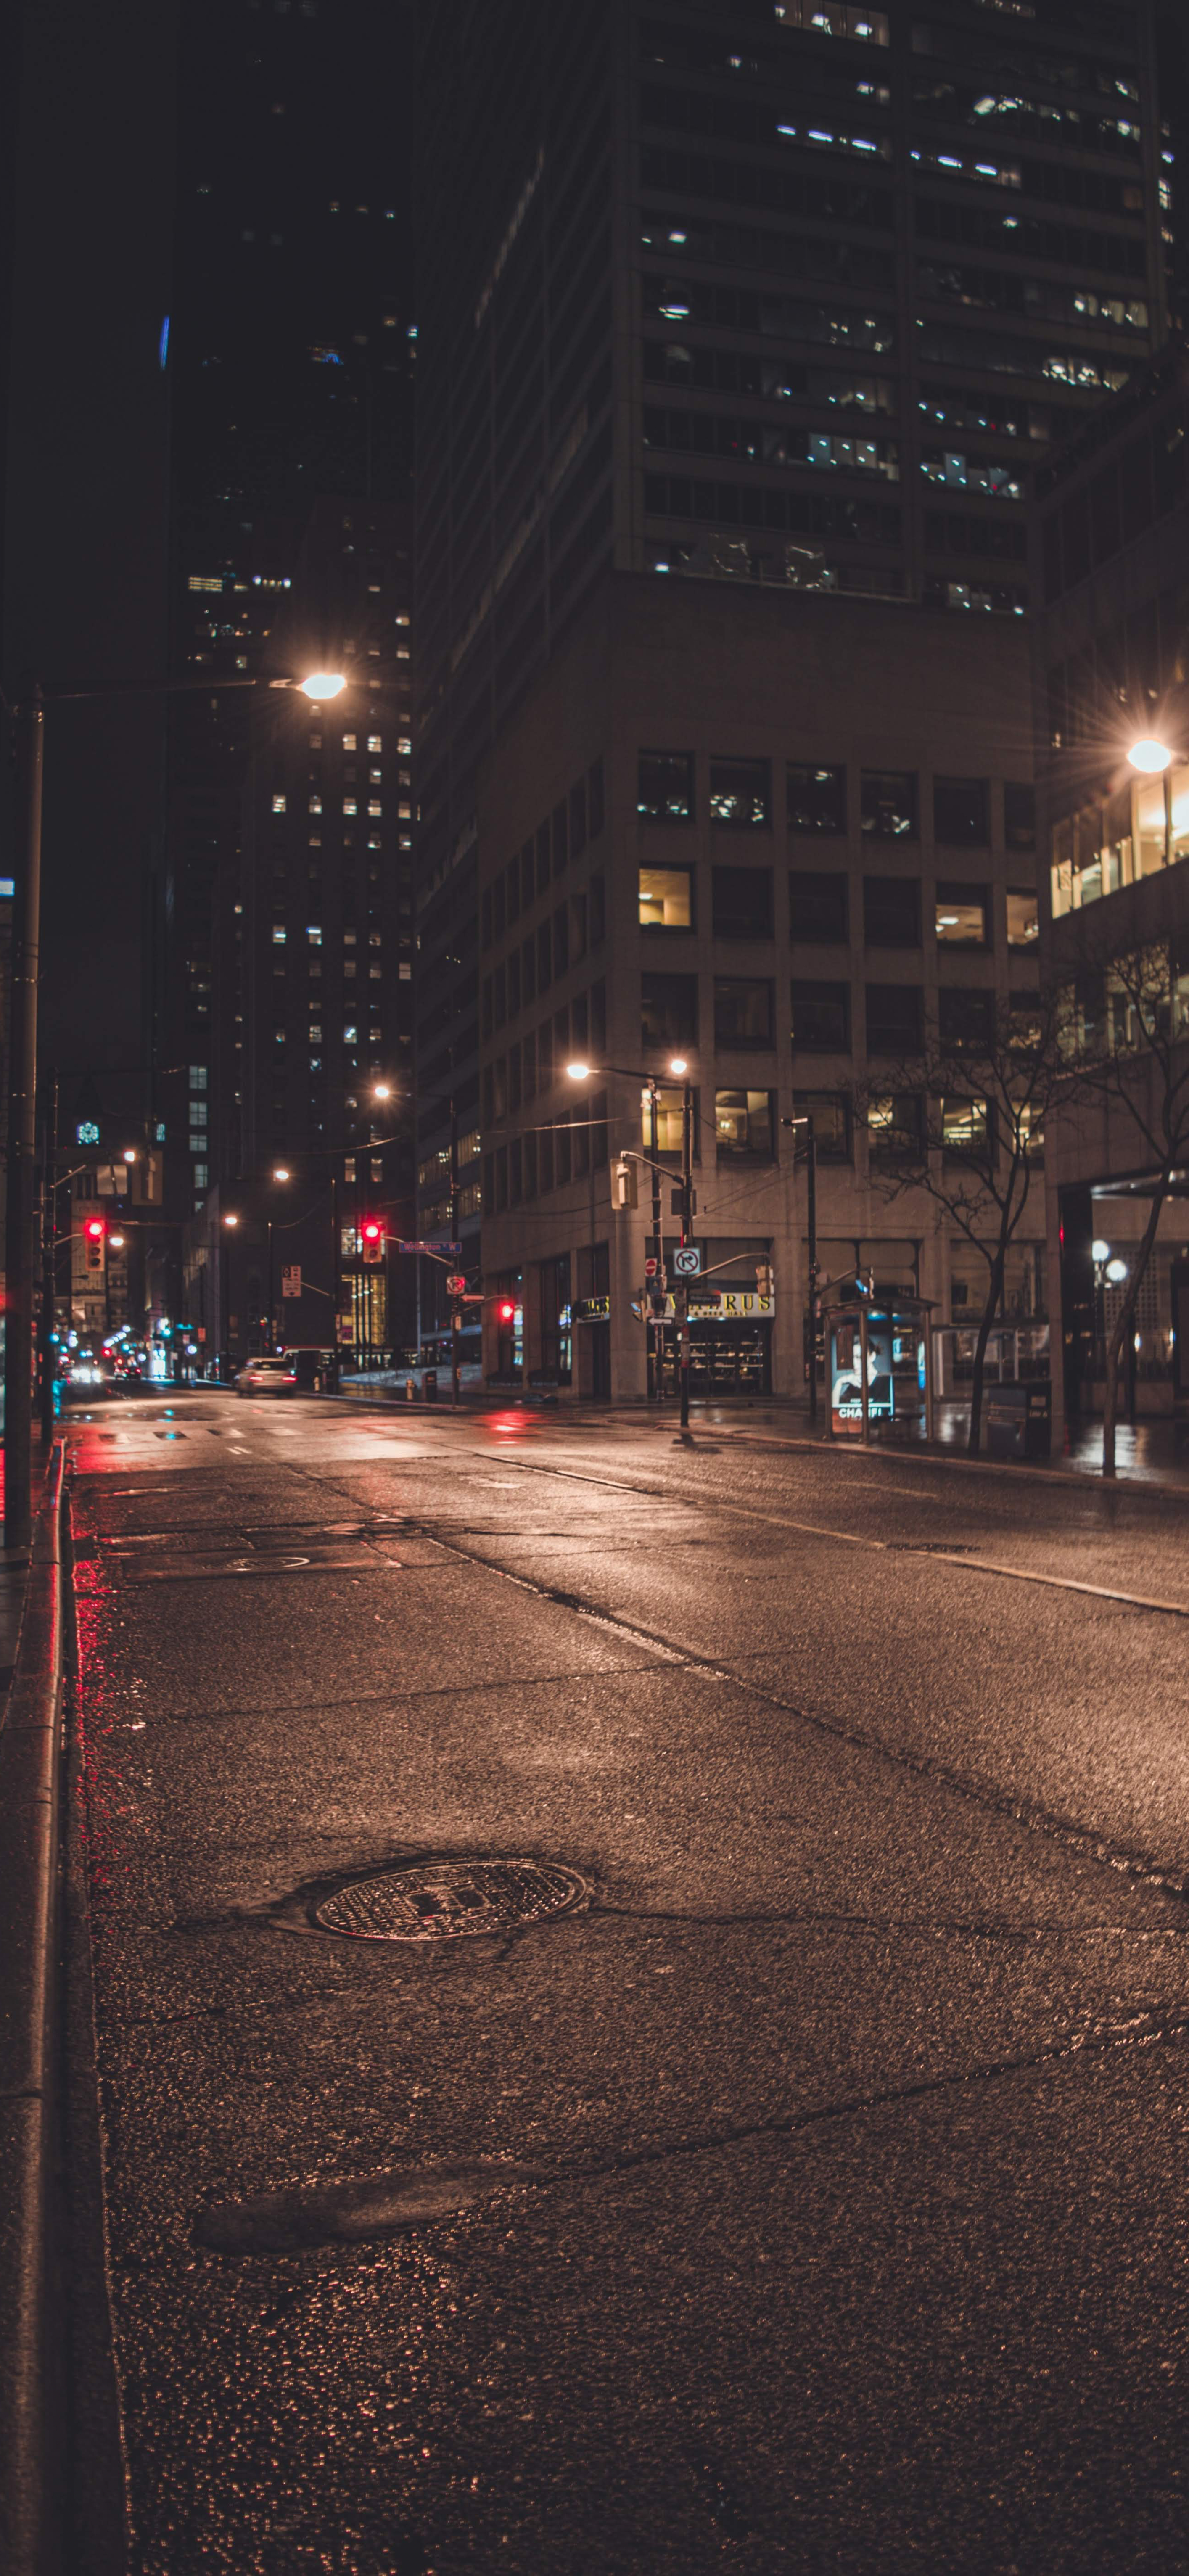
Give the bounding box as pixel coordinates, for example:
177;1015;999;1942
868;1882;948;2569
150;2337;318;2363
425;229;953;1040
314;1857;587;1942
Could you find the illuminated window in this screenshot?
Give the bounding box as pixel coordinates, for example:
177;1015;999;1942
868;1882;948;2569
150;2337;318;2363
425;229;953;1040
639;864;694;930
715;1089;774;1157
643;1085;689;1154
367;734;382;751
272;925;287;945
935;885;988;946
343;1024;358;1043
942;1096;990;1155
309;795;322;814
1007;890;1038;947
710;758;771;827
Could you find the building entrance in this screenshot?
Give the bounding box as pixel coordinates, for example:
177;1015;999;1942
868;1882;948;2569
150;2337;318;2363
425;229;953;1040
651;1321;772;1397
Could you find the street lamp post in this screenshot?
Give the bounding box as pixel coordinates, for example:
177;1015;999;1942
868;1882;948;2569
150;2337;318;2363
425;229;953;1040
3;665;346;1522
568;1056;691;1412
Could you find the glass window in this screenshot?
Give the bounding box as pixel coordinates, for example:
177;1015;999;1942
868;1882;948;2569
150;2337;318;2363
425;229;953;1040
638;750;694;824
934;776;989;845
640;864;694;931
867;1093;922;1164
1171;764;1189;869
935;883;989;946
787;763;846;835
716;1090;774;1158
714;977;774;1048
866;984;923;1054
1004;781;1036;851
1007;888;1038;948
864;877;920;947
790;871;848;943
645;1085;690;1155
272;793;287;813
792;980;851;1051
861;771;917;839
1135;777;1168;878
797;1093;851;1161
642;972;698;1049
939;988;993;1049
709;756;771;827
712;867;773;939
941;1095;990;1155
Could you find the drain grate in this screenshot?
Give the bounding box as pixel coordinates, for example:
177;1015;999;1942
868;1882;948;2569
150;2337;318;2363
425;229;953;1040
314;1856;587;1943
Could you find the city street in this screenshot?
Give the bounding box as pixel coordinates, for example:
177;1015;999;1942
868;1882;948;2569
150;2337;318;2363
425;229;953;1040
64;1391;1189;2576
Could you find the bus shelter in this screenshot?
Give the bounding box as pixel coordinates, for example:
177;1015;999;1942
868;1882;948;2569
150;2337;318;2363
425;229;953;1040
826;1289;934;1445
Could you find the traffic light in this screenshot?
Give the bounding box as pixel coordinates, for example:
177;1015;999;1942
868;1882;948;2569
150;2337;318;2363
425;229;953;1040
613;1155;638;1210
361;1219;384;1264
84;1218;105;1273
497;1298;516;1324
756;1257;774;1300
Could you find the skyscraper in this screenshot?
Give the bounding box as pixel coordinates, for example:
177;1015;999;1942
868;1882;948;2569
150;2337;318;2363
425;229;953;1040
415;0;1169;1380
159;0;415;1228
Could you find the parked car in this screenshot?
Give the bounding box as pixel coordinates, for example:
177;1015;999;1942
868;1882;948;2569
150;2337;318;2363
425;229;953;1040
233;1356;299;1396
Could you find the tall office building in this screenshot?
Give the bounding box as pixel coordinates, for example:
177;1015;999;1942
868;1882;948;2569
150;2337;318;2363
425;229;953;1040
159;0;414;1229
415;0;1169;1379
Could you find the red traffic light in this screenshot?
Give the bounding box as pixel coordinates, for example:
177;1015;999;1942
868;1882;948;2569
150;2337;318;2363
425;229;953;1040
497;1299;516;1323
362;1219;383;1240
85;1218;105;1240
361;1218;384;1265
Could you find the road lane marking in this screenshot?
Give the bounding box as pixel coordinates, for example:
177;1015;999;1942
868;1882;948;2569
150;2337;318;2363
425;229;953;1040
479;1456;1189;1620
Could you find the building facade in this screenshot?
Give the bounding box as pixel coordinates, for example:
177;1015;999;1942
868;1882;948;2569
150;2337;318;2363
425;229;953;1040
416;0;1170;1370
159;0;414;1230
1032;336;1189;1432
187;494;417;1366
478;571;1042;1400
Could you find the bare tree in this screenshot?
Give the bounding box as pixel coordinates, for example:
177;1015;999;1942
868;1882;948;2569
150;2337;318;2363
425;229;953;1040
1070;939;1189;1478
853;989;1078;1454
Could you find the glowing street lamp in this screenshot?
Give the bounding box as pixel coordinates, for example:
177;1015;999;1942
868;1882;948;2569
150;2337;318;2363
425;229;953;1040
300;671;347;701
1128;737;1176;774
272;1165;291;1183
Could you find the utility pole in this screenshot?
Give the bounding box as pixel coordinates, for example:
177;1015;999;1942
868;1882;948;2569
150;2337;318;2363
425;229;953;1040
648;1078;663;1399
4;687;45;1549
804;1114;819;1426
330;1173;342;1390
37;1070;58;1445
783;1112;819;1426
449;1095;460;1408
678;1075;694;1433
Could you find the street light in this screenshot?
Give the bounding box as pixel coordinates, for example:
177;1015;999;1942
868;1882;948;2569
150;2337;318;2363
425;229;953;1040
372;1081;392;1102
2;661;351;1543
568;1057;695;1421
1128;737;1176;774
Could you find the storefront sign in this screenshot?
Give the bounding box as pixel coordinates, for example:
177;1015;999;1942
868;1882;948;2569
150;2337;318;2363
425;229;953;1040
645;1289;774;1321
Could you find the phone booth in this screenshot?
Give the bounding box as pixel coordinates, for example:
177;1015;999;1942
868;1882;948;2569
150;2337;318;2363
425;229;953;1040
826;1288;934;1445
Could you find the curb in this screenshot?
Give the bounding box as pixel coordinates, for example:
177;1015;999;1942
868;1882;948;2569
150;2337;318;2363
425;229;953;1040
0;1440;67;2576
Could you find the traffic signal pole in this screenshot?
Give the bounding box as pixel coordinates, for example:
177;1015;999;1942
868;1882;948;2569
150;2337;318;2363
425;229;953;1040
648;1078;663;1399
4;688;45;1551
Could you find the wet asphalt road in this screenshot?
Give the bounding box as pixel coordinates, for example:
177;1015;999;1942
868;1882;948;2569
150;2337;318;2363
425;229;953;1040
65;1393;1189;2575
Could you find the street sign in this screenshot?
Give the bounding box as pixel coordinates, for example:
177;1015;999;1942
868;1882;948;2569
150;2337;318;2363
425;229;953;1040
672;1245;702;1277
446;1273;467;1295
645;1255;658;1279
396;1239;463;1258
280;1264;301;1298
